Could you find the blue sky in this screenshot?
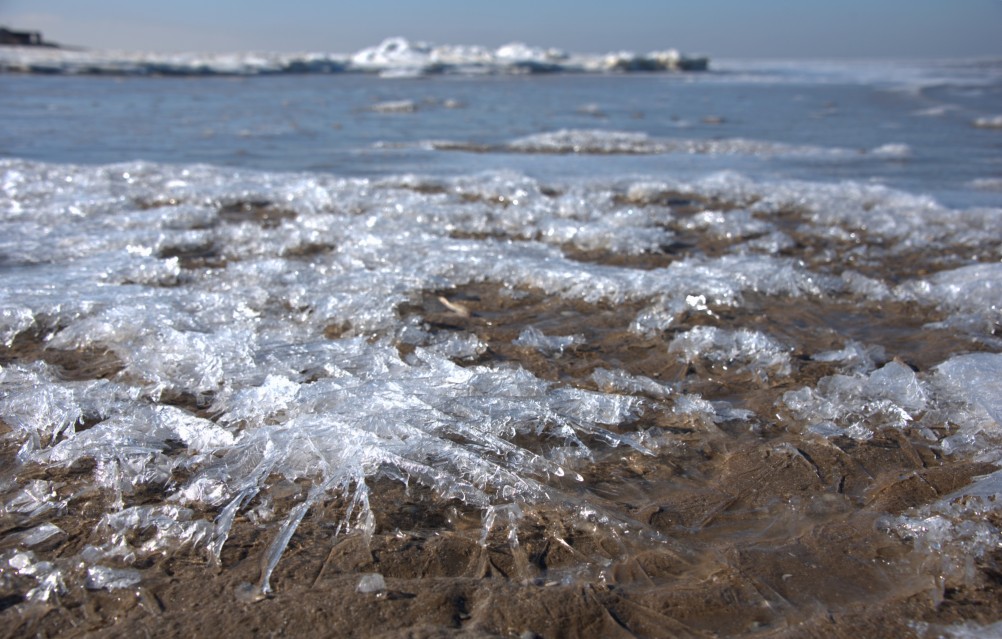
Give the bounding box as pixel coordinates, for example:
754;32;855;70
2;0;1000;58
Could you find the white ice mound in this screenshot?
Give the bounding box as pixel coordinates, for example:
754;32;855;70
591;368;676;400
493;42;568;72
351;37;438;73
85;566;143;591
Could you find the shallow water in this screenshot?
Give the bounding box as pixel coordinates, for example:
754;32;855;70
2;59;1001;206
1;55;1001;636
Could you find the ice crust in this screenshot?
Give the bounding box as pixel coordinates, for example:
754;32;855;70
0;37;707;77
785;352;1002;452
783;361;927;440
889;435;1002;601
434;128;889;159
1;158;1001;595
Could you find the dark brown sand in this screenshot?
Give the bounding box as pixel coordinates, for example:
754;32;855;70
2;192;1001;638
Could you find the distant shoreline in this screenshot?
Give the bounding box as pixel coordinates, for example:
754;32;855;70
0;26;60;49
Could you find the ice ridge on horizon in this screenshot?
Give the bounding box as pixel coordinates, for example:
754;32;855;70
0;36;709;77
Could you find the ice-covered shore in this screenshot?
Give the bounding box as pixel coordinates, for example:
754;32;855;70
1;158;1001;604
0;36;708;77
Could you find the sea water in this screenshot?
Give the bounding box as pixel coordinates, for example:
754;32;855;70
1;56;1000;206
1;44;1001;610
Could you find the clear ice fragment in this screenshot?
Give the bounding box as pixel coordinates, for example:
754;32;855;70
513;327;582;355
0;306;34;346
591;368;675;400
356;573;387;593
85;566;142;591
15;523;64;547
783;361;927;439
936;353;1002;427
668;326;791;379
6;551;66;602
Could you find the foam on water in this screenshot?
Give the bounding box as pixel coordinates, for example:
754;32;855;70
1;157;1000;599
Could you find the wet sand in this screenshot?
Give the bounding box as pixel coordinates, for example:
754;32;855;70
2;191;1001;638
